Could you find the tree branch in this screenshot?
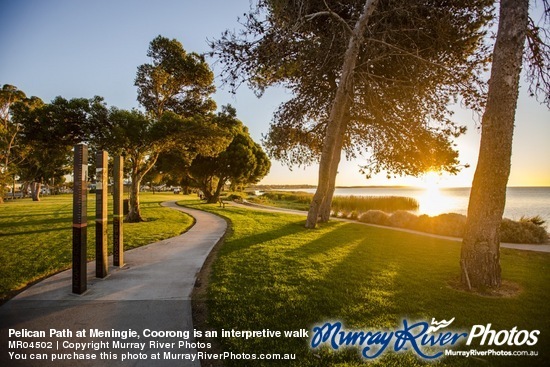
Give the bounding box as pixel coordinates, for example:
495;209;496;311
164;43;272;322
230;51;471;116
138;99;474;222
305;1;353;35
363;37;452;73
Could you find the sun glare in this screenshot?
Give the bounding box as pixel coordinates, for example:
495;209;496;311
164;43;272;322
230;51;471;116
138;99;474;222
418;171;451;216
422;171;441;193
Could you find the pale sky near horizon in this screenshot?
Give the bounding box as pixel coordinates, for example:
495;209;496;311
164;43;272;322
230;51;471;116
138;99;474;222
1;0;548;187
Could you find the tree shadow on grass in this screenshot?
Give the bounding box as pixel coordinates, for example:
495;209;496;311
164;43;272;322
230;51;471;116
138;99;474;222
209;223;403;365
0;215;71;226
218;221;307;256
0;227;67;237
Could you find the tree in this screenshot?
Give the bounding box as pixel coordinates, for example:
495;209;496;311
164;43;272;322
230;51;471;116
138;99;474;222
119;35;224;220
460;0;548;289
101;109;231;221
135;35;216;120
0;85;28;202
157;105;269;203
304;0;378;227
212;0;494;227
14;96;105;201
190;127;270;203
101;109;172;221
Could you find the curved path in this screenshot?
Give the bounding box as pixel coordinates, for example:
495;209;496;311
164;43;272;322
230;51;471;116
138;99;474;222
0;202;226;367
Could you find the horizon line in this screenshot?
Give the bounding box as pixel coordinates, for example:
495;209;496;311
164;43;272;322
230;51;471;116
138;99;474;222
253;184;550;189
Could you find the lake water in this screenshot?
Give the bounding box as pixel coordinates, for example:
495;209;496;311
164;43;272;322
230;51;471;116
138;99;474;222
280;187;550;224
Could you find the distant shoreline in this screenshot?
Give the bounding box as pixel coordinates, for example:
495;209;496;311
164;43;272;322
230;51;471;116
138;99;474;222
252;185;550;190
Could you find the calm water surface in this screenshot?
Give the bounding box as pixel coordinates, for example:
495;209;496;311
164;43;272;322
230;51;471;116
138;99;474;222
282;187;550;224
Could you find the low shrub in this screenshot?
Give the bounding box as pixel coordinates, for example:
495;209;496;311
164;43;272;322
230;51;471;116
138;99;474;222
358;211;547;244
225;192;248;202
519;215;546;227
348;210;360;220
358;210;390;226
416;213;467;237
388;210;419;229
500;218;548;244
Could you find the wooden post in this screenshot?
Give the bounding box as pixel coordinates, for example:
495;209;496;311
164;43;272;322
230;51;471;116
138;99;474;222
95;151;108;278
72;144;88;294
113;155;124;267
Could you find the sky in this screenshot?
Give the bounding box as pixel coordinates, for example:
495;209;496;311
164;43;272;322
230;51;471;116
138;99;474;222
1;0;548;187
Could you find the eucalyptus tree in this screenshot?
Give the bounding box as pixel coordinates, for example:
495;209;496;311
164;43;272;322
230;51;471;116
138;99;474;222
211;0;493;227
461;0;550;289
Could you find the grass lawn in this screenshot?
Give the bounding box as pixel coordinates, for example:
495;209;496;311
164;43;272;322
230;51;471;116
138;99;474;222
0;192;193;300
184;199;550;367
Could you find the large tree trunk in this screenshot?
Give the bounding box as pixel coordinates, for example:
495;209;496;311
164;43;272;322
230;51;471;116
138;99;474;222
127;172;144;222
305;0;378;228
30;181;41;201
126;153;159;223
460;0;528;289
211;177;226;204
319;110;351;222
127;158;145;222
200;177;217;203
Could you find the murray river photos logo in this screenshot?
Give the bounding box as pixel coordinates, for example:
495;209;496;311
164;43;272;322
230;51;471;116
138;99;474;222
310;318;540;360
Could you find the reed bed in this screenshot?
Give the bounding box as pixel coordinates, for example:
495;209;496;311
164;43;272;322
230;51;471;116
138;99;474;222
258;191;419;213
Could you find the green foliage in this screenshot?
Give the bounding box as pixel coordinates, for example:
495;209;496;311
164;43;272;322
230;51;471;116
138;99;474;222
135;35;216;119
358;209;390;226
519;215;546;227
186;202;550;367
13;96;106;196
500;218;549;244
212;0;493;177
0;193;193;300
417;213;468;238
0;84;33;201
387;210;420;229
189;106;270;203
224;192;249;201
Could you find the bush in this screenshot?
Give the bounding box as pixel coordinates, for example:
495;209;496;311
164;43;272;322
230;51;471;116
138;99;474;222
500;218;548;244
225;192;248;202
348;210;360;220
358;210;390;226
388;210;419;229
416;213;467;237
519;215;546;227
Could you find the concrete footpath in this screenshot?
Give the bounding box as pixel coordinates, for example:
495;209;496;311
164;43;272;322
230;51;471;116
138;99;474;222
0;202;227;367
